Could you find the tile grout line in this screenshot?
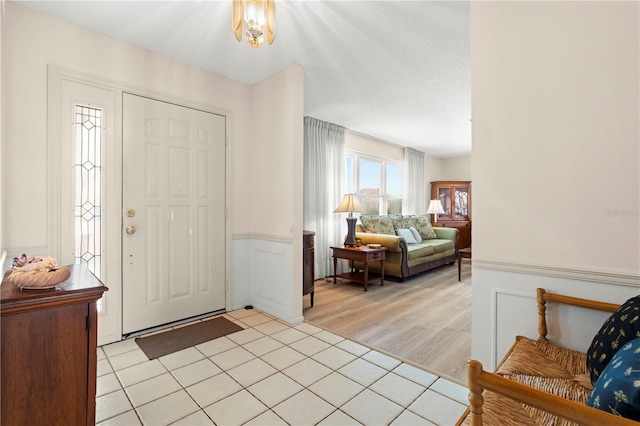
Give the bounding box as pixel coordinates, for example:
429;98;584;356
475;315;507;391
100;335;460;424
98;311;467;425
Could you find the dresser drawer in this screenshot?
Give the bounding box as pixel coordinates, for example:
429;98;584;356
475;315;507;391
368;250;385;261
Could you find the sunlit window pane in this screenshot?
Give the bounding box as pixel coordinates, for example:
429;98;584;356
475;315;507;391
348;153;403;215
386;164;403;214
358;158;382;215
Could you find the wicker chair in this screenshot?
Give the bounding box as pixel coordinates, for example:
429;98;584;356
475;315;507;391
457;288;638;426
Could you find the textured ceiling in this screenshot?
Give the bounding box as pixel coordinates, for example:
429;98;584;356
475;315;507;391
15;0;471;157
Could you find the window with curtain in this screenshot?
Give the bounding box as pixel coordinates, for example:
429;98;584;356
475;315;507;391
346;151;403;215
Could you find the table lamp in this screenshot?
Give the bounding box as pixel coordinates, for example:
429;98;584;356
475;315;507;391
426;199;445;224
334;194;365;247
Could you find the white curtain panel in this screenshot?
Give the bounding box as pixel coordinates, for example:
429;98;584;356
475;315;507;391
403;147;425;215
303;117;346;278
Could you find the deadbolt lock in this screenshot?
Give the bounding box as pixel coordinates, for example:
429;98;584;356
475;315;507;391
127;209;136;217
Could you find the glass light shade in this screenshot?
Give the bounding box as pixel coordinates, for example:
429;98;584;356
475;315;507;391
334;194;365;216
232;0;276;48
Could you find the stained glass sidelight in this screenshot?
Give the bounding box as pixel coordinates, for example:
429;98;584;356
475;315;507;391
74;106;102;282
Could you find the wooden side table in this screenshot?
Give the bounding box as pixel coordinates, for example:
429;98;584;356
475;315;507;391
458;247;472;281
331;246;385;291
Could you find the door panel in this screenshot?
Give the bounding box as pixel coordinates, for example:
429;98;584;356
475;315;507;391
122;94;226;334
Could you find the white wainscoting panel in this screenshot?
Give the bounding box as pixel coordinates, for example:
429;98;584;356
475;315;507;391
472;267;638;371
231;238;251;311
493;289;538;368
232;235;302;324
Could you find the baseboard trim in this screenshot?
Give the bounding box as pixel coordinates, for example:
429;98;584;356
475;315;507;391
474;258;639;288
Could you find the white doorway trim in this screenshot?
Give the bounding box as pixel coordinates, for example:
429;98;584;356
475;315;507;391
47;67;122;345
47;65;233;345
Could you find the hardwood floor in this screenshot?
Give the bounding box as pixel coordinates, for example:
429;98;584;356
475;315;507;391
303;260;471;384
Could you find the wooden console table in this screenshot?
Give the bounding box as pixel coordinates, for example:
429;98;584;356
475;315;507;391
1;264;107;426
331;246;385;291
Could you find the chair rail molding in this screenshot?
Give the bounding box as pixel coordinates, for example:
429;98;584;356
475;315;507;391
474;257;640;288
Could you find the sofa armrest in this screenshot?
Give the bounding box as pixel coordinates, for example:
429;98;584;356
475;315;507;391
355;232;404;252
433;227;459;242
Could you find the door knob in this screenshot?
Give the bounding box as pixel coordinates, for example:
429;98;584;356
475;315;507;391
126;225;136;235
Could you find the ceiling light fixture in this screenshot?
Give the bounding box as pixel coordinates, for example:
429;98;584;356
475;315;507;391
232;0;276;48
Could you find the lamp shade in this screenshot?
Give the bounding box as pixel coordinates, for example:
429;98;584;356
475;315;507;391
426;199;445;214
334;194;364;247
334;194;365;215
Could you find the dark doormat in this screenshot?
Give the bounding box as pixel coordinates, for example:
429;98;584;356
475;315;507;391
135;316;244;359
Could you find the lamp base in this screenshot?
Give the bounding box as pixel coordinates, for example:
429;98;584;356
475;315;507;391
344;217;358;247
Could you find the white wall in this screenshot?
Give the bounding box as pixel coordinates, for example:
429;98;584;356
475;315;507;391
439;156;471;182
231;65;305;323
423;156;443;186
471;1;639;368
2;3;304;330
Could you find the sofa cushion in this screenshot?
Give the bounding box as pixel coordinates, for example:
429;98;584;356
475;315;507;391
587;295;640;385
421;239;455;254
359;215;396;235
403;215;417;229
409;227;422;243
587;337;640;420
406;215;437;239
407;244;436;259
389;214;405;231
396;228;417;244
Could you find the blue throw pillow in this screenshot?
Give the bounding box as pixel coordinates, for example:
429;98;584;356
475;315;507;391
587;295;640;385
587;337;640;420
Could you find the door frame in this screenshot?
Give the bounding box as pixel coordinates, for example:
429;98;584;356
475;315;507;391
47;66;232;345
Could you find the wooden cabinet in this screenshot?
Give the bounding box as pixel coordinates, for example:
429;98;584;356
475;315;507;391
303;231;315;307
431;180;471;249
1;264;107;426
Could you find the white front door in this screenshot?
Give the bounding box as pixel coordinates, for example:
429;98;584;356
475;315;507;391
122;93;226;334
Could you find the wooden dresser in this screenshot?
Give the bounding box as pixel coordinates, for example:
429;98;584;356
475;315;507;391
303;231;315;307
1;264;107;426
430;180;472;249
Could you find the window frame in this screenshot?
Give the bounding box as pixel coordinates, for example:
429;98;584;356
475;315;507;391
346;150;403;215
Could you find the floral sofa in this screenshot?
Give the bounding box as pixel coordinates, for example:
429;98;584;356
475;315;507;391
353;214;459;280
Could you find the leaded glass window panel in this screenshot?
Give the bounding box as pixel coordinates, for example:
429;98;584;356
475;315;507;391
455;188;468;219
74;105;102;282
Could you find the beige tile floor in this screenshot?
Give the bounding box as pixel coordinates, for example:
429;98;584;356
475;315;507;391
96;309;469;425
